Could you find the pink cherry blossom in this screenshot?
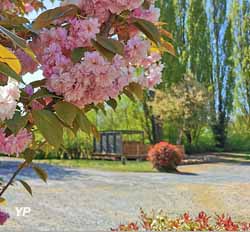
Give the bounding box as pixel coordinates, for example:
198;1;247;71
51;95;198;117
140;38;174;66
33;0;163;108
0;128;32;156
24;85;34;96
125;36;150;65
68;18;100;48
15;49;37;75
0;79;20;121
132;5;160;22
107;0;143;14
24;3;34;13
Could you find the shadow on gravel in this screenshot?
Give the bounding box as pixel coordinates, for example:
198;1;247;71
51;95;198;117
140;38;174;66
217;159;250;166
165;170;198;176
0;160;84;181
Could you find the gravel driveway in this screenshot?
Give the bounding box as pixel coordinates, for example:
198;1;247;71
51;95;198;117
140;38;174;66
1;158;250;231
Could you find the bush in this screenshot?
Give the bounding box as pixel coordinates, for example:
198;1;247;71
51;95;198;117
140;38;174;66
147;142;183;172
112;209;250;231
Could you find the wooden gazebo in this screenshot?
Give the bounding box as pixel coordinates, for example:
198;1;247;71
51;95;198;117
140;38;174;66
93;130;150;160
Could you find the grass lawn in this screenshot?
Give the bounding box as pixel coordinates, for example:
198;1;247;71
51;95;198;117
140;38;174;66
37;159;156;172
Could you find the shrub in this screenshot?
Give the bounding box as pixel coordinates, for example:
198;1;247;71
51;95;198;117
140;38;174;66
112;209;250;231
147;142;184;172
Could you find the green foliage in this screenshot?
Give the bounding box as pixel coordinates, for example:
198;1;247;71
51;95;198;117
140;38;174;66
55;101;78;126
92;36;124;61
38;160;154;173
32;165;48;183
32;4;79;30
6;112;28;134
18;180;32;196
32;110;64;150
0;62;21;82
0;25;36;60
149;74;208;145
132;18;161;45
187;0;212;85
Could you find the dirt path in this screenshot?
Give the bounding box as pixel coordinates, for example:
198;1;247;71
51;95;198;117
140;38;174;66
1;158;250;231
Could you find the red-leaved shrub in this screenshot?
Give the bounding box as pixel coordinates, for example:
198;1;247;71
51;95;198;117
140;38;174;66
147;142;184;172
112;209;250;231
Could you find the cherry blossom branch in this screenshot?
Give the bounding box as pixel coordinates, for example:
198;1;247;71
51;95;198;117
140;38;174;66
0;161;27;197
101;13;116;36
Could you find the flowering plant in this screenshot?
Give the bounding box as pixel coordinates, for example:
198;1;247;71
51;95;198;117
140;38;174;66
112;209;250;231
0;0;174;225
147;142;184;171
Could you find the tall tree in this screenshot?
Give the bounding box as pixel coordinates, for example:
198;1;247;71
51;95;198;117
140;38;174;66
208;0;235;148
187;0;212;85
156;0;187;86
232;0;250;127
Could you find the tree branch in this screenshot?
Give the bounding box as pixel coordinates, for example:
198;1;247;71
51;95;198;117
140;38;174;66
0;161;27;197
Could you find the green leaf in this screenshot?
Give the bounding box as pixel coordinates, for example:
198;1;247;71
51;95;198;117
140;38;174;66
6;112;29;134
31;88;60;101
96;35;124;56
75;111;92;134
32;110;63;149
0;25;37;61
29;79;46;88
18;180;32;196
126;82;144;100
0;62;21;81
75;111;99;139
32;4;79;30
55;101;78;126
72;119;80;135
91;36;124;61
0;16;29;26
91;39;115;61
32;165;48;183
39;143;55;155
123;89;136;102
132;18;161;45
106;98;117;110
71;47;86;63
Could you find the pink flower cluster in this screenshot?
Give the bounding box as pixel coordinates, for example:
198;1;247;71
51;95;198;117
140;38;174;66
33;0;163;108
132;5;160;22
66;0;142;23
0;79;20;121
47;52;132;107
0;128;32;156
0;0;14;12
0;0;36;13
15;49;37;75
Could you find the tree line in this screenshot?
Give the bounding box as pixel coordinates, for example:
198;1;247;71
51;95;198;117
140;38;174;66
147;0;250;149
85;0;250;153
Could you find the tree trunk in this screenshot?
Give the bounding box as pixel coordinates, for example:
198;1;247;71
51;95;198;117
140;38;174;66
212;111;227;148
151;115;163;144
185;130;192;145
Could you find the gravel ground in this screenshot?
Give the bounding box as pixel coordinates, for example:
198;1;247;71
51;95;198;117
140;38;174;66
1;158;250;231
